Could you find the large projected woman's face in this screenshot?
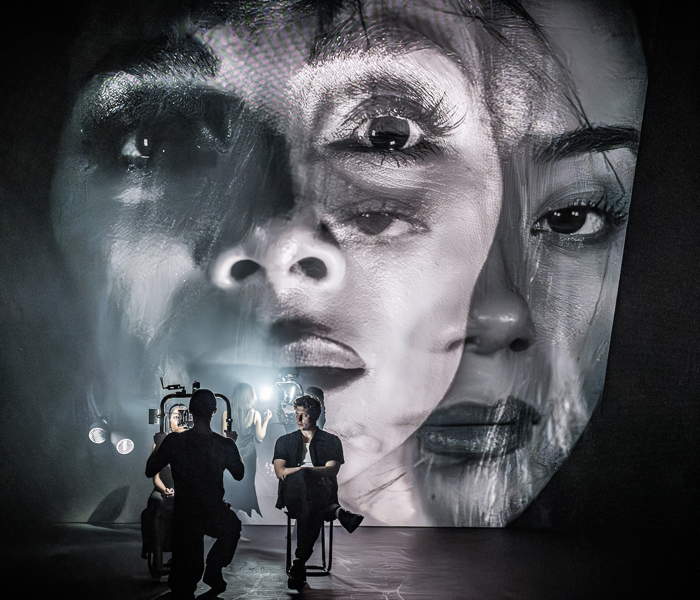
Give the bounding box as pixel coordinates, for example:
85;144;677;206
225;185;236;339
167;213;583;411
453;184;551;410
51;4;501;484
50;0;645;526
405;0;646;526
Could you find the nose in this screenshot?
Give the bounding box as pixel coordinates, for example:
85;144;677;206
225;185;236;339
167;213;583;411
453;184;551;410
210;222;346;293
465;244;535;355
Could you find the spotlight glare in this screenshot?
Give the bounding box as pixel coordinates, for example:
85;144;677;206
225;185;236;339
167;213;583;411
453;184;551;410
89;427;107;444
116;439;134;454
260;387;272;400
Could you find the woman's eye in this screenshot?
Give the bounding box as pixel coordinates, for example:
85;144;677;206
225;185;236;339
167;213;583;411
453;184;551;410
352;212;397;235
532;206;608;237
342;212;413;237
117;125;218;172
120;135;152;169
356;116;422;151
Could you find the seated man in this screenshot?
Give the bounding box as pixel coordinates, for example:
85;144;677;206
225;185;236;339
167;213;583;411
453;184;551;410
273;394;363;590
146;389;245;600
141;403;188;578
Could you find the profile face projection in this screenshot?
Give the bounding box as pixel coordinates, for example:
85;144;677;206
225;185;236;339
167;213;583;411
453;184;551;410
402;2;647;525
50;0;645;526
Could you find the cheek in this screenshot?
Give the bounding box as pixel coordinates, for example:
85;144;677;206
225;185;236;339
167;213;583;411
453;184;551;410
527;240;623;346
107;235;198;341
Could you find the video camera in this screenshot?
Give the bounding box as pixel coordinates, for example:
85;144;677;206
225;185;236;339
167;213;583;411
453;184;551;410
171;407;193;430
148;378;234;437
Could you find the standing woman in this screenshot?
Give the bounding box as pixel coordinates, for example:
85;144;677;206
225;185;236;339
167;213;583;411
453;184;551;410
225;382;272;518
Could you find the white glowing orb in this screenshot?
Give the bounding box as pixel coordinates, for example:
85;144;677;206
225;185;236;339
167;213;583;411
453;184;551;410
116;439;134;454
260;387;273;400
88;427;107;444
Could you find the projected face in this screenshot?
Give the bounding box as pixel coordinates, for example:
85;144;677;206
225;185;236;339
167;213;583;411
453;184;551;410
404;0;647;525
51;0;645;526
51;1;500;489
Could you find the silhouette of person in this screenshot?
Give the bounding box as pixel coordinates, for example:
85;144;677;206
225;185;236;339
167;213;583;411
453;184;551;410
273;394;363;590
146;389;244;599
142;403;188;577
225;382;272;518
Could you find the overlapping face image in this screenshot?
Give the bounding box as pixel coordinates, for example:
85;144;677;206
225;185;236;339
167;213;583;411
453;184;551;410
51;0;647;525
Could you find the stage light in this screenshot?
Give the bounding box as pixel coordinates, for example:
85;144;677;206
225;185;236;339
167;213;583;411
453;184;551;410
88;427;107;444
116;439;134;454
260;386;272;400
111;431;134;454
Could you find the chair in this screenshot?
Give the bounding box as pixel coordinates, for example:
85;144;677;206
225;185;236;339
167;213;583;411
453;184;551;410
285;513;334;576
141;497;174;578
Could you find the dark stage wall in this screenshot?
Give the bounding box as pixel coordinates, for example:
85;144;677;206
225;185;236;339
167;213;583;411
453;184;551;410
0;0;698;538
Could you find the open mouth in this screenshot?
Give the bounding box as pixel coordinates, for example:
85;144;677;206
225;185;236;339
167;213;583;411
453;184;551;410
416;397;540;464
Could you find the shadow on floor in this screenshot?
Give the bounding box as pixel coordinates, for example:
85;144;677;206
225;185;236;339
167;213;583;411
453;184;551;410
0;523;693;599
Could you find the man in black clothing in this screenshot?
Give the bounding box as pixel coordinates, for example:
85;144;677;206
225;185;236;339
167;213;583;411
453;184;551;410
146;389;244;600
273;394;364;590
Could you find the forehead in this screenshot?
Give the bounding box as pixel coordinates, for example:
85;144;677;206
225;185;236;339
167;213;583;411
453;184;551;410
199;0;481;116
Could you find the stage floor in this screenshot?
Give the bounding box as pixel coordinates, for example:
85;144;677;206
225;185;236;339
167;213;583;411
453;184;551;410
1;523;691;599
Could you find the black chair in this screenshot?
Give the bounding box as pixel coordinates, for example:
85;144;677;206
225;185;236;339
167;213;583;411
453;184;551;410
141;497;174;578
285;513;334;576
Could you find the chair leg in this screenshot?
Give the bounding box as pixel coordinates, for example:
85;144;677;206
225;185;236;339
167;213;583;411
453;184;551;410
306;519;333;575
328;520;333;572
285;515;334;576
286;515;292;574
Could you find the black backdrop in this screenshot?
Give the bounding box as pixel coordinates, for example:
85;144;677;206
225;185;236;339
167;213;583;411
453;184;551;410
0;0;698;540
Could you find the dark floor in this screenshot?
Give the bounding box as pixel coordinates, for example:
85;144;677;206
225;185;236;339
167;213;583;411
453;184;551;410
1;523;692;599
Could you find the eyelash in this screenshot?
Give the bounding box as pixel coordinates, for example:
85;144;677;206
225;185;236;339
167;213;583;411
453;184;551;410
327;94;455;164
344;137;443;166
531;194;628;240
327;200;427;238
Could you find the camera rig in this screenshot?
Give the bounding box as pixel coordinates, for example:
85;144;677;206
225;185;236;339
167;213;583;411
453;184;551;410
149;378;233;434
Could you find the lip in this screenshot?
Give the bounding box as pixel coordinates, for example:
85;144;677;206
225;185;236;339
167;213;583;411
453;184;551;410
184;318;367;392
280;335;366;370
416;397;540;463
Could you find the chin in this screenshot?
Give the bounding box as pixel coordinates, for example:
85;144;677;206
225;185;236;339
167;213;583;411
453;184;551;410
412;399;588;526
412;447;561;526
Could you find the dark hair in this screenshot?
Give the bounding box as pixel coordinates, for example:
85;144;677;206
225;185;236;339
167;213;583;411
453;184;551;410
294;394;322;421
306;386;324;404
189;388;217;418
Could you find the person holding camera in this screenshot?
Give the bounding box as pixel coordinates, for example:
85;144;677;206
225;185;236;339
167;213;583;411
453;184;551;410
146;389;244;600
273;394;364;590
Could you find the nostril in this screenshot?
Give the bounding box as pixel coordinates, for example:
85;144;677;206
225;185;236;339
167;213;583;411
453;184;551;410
509;338;531;352
230;259;261;281
292;257;327;280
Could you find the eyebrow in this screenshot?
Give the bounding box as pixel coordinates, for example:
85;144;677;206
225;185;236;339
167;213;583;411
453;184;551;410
311;16;466;73
534;126;640;163
78;35;218;90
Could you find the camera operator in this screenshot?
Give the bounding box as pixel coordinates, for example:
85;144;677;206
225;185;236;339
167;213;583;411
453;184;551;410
273;395;363;590
146;389;244;599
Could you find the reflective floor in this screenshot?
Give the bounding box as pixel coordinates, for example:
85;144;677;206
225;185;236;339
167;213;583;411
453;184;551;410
1;523;691;599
